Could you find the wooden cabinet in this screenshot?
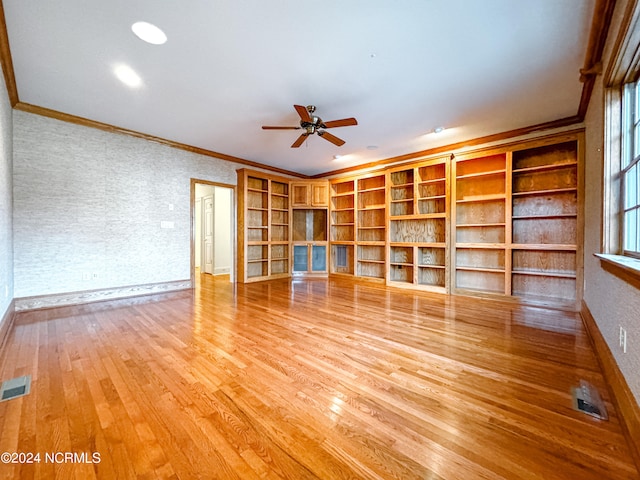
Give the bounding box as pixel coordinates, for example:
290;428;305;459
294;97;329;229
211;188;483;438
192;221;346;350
237;169;291;283
290;181;329;207
387;159;449;292
292;208;328;275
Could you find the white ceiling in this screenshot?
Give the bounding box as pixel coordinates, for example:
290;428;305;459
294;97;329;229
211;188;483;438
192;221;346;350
3;1;595;176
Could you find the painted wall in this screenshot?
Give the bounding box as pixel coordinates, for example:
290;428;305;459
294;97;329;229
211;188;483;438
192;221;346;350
214;186;232;275
0;64;13;320
12;111;245;298
195;198;201;268
194;183;232;275
195;183;214;271
583;0;640;403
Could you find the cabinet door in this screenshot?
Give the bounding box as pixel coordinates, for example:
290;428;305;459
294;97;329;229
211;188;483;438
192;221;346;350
311;183;329;206
292;244;328;273
293;245;309;272
311;245;327;272
291;183;310;207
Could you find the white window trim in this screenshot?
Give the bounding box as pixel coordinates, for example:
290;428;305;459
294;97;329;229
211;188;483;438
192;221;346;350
601;0;640;282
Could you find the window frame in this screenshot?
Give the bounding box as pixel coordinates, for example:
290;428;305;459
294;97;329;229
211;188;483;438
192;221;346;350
621;76;640;258
599;0;640;285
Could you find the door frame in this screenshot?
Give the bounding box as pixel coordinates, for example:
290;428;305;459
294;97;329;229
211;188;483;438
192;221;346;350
190;178;236;286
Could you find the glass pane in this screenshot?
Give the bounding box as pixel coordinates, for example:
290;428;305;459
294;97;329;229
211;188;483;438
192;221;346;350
623;83;634;168
636;80;640;122
637;161;640;205
635;80;640;159
311;245;327;272
293;245;308;271
625;164;637;209
637;209;640;253
625;209;637;252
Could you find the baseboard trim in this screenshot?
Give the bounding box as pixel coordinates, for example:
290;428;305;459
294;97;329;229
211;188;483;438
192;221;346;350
580;300;640;470
0;299;15;352
14;280;192;312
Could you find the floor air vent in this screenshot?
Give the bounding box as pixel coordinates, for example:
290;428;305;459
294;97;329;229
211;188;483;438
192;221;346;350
0;375;31;402
572;380;607;420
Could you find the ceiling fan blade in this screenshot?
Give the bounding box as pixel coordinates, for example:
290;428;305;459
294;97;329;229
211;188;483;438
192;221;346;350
318;130;345;146
262;126;301;130
291;133;309;148
294;104;312;123
322;117;358;128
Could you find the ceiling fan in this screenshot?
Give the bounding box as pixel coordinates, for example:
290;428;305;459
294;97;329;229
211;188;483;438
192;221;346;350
262;105;358;148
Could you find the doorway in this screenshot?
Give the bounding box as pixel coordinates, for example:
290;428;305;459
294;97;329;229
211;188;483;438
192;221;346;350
190;179;235;285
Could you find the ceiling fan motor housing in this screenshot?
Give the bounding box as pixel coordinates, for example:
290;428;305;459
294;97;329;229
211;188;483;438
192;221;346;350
301;116;321;131
262;104;356;147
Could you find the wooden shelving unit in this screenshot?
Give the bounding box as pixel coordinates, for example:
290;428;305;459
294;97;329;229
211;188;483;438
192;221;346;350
387;159;449;292
270;180;290;276
237;169;292;283
330;178;355;275
451;135;582;308
238;132;583;309
356;174;387;280
452;153;508;295
510;140;580;307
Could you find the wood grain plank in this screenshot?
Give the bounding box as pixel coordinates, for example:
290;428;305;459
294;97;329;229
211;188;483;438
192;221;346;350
0;276;637;479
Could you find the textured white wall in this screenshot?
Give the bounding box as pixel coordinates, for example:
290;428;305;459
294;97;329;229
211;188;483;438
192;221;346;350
12;111;246;297
583;0;640;403
0;65;13;319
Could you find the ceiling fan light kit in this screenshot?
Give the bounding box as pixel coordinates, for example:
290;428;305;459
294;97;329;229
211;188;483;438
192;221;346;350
262;105;357;148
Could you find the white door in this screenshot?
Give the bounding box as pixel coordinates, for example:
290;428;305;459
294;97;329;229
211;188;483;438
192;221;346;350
203;195;214;274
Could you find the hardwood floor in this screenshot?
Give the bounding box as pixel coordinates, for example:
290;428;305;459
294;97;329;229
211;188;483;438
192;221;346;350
0;274;638;479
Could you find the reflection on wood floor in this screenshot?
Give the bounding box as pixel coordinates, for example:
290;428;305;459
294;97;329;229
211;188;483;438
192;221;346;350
0;273;638;479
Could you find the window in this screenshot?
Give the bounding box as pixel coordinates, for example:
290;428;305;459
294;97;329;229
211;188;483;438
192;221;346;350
597;2;640;284
622;77;640;258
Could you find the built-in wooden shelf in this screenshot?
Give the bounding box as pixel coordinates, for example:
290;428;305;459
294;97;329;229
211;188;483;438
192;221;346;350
511;243;577;250
512;187;577;197
239;133;583;308
457;223;506;228
512;214;577;220
456;169;506;180
238;170;293;282
512;269;577;278
512;161;577;174
456;194;506;203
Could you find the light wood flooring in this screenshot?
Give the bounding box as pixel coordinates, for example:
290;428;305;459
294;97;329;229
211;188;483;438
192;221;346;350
0;274;638;479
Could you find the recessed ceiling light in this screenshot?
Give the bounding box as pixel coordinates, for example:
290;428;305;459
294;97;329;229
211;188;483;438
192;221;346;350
366;145;378;150
333;154;342;160
131;21;167;45
434;126;445;134
114;64;142;88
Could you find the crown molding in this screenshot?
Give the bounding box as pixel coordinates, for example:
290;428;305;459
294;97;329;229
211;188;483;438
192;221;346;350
313;116;582;178
578;0;617;118
14;102;307;179
0;0;18;106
